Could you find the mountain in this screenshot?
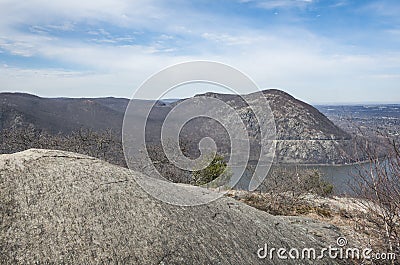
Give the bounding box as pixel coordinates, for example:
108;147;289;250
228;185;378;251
258;90;354;163
263;89;350;140
173;89;354;164
0;92;127;134
0;90;355;164
0;149;346;264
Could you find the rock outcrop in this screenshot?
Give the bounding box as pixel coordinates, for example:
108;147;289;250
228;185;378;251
0;149;348;264
179;89;355;164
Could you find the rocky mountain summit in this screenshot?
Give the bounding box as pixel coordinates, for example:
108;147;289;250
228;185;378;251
262;89;349;140
191;89;349;141
178;89;355;164
0;149;348;264
263;90;354;164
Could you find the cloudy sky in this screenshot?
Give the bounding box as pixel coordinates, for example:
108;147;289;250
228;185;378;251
0;0;399;103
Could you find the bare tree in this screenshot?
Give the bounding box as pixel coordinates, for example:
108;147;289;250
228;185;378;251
0;127;125;167
352;130;400;258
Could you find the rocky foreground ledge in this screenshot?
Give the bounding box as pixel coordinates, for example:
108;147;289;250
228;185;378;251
0;149;347;264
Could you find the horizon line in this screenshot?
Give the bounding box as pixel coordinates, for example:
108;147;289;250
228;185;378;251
1;91;399;106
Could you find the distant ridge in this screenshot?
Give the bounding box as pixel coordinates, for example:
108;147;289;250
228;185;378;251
0;92;128;133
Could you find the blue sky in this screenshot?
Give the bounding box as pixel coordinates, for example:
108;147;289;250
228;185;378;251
0;0;399;103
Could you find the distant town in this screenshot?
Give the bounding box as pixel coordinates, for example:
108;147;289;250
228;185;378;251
317;104;400;138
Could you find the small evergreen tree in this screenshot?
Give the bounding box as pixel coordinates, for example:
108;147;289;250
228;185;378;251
192;154;229;186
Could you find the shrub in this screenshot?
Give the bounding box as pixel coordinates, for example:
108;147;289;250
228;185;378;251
192;154;231;186
239;167;336;216
261;167;334;198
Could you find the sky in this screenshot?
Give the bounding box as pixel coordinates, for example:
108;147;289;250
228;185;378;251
0;0;399;104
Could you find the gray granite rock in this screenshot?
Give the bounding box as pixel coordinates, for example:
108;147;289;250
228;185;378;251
1;149;349;264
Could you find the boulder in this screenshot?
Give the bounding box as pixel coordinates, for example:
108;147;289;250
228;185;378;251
0;149;347;264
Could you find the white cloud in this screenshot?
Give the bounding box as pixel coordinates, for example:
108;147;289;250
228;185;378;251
28;22;75;34
0;0;172;33
360;1;400;19
0;0;399;103
2;27;399;103
201;33;258;46
242;0;314;9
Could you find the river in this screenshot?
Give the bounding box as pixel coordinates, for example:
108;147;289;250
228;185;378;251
232;162;373;195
